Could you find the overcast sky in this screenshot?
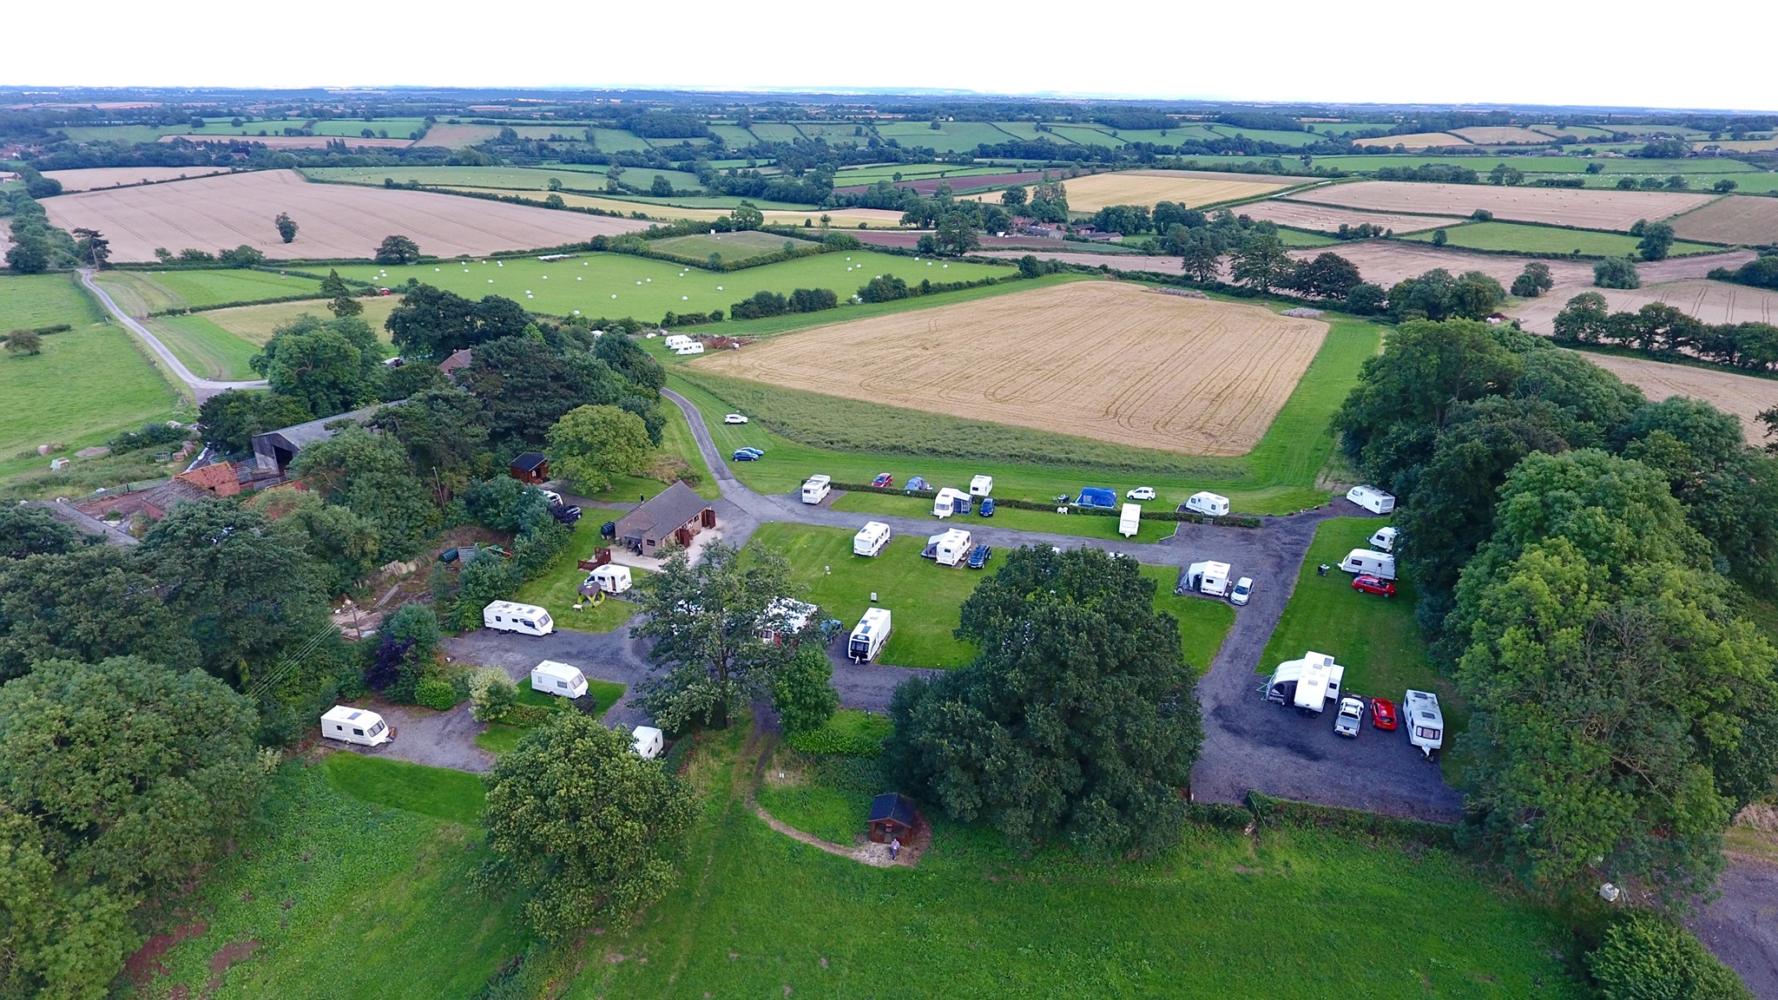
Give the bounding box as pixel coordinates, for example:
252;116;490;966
10;1;1771;112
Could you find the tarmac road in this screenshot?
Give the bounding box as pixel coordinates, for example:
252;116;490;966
79;267;269;401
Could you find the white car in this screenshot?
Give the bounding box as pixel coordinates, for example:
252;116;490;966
724;413;749;424
1230;577;1254;606
539;489;563;507
1126;486;1156;501
1333;696;1365;737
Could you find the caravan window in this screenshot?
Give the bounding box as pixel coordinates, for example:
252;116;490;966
368;721;385;736
1416;725;1441;741
521;619;536;629
353;727;365;736
556;680;568;690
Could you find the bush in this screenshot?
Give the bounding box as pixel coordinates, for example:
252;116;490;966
785;709;891;756
469;667;517;722
107;421;191;453
415;676;461;711
1594;256;1642;289
1585;913;1751;999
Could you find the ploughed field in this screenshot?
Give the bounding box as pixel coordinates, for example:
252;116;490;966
694;281;1327;456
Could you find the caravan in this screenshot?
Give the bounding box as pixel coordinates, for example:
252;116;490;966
932;529;973;567
1184;491;1230;517
968;474;994;497
662;334;693;351
1338;548;1397;580
632;725;665;760
483;601;554;636
848;608;892;663
1266;651;1346;714
932;487;970;518
530;660;588;699
673;342;705;356
853;521;892;557
800;475;832;505
758;598;818;645
1346;485;1396;515
1404;690;1445;759
1368;526;1399;552
583;564;632;595
1118;503;1141;538
321;705;392;747
1180;560;1233;598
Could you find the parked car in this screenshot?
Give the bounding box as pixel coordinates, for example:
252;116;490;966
1229;577;1254;606
724;413;749;424
966;544;992;570
1351;574;1396;598
739;446;764;457
1333;696;1365;737
540;489;563;506
978;497;995;517
1370;697;1398;732
732;449;759;462
905;476;929;493
550;504;582;526
869;472;894;488
1127;486;1156;501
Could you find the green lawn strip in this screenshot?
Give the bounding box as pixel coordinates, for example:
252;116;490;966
0;323;183;462
552;724;1585;999
831;490;1176;543
126;761;527;1000
146;312;263;380
1276;227;1338;247
475;681;627;754
1402;221;1721;256
510;518;648;633
96;268;327;312
321;752;486;825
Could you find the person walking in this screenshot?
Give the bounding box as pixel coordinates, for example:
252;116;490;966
889;837;901;861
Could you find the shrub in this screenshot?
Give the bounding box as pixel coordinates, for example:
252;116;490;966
415;676;461;711
106;421;191;453
1594;256;1642;289
1585;913;1751;999
785;709;891;756
469;667;517;722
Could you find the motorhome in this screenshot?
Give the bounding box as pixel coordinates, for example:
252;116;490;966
1404;690;1445;759
1119;503;1141;538
1266;651;1345;714
800;474;832;505
483;601;554;636
321;706;392;747
1184;491;1230;517
848;608;893;663
969;474;994;497
932;487;970;518
853;521;892;557
932;528;973;567
1346;485;1396;515
1181;560;1233;598
1338;548;1397;580
530;660;588;699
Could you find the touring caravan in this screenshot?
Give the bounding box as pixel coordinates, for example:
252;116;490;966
758;597;817;645
932;487;970;518
662;334;693;351
673;342;705;356
853;521;892;557
321;705;392;747
933;529;973;567
1119;503;1141;538
801;475;832;505
530;660;588;699
969;474;994;497
483;601;554;636
632;725;665;760
848;608;893;663
1346;485;1396;515
1185;491;1230;517
1368;526;1399;552
1266;651;1345;714
1180;560;1233;598
583;564;633;595
1338;548;1397;580
1404;689;1445;759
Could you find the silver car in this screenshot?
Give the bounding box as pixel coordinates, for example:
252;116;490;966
1230;577;1254;606
1333;696;1365;737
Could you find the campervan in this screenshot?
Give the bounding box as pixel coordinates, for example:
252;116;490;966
1119;503;1141;538
933;529;973;567
583;564;633;595
632;725;665;760
968;474;994;497
531;660;588;699
1181;560;1233;598
483;601;554;636
1404;689;1445;759
1338;548;1397;580
1266;651;1345;714
1346;485;1396;515
321;705;392;747
801;475;832;505
848;608;893;663
932;487;970;518
1184;491;1230;517
853;521;892;557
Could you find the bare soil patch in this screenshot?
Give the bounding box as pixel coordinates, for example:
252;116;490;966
44;166;237;192
42;170;651;261
1232;199;1462;234
1354;132;1466;149
159;134;412;149
695;281;1326;456
1667;196;1778;245
1287;181;1712;232
1576;350;1776;444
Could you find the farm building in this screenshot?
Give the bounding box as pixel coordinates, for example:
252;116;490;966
438;348;474;378
867;793;920;843
250;406;380;475
614;481;716;554
509;452;550;484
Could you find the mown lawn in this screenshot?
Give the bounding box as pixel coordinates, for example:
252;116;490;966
93;268;327;314
125;758;527;999
475;681;627;754
0;314;182;467
1402;220;1722;256
510;518;647;634
146;312;263;380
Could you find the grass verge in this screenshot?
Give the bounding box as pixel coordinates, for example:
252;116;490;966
475;681;627;755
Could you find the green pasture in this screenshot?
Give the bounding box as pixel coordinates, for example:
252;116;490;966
94;268;327;314
830;490;1178;544
875;121;1016;154
147;313;264;380
832;162;1004;185
648;230;816;265
1403;221;1723;257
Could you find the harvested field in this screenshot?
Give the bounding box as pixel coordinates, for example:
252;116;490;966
1667;196;1778;245
976;250;1184;273
1577;352;1777;445
1709;138;1778;152
833;170;1048;196
1231;199;1462;235
43;166;238;191
960;169;1294;214
1287;181;1712;232
695;281;1326;456
435;187;905;228
1450;126;1558;145
1355;132;1466;150
1280;242;1596;291
1637;249;1758;283
414;124;500;147
41;170;650;261
1510;280;1778;334
158;134;412;149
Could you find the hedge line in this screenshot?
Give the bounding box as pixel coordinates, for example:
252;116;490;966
146;291;333;317
1243;792;1458;845
824;481;1262;527
8;323;74;336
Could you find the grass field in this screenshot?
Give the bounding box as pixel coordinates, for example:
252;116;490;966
94;268;329;315
192;295;401;344
1402;220;1723;257
474;682;626;754
146;312;265;380
647;230;816;265
874;121;1016;154
831;162;1004;186
829;489;1179;543
0;271;104;329
303;163;700;193
313;250;1009;321
511;519;648;634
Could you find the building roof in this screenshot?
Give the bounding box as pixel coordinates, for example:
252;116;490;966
510;451;549;473
869;793;917;828
177;460;241;496
438;348;474;375
615;481;711;542
259;405;381;451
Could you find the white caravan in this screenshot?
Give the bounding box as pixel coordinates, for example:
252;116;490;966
969;474;994;497
1266;651;1346;714
1338;548;1397;580
1368;526;1399;553
932;487;969;518
483;601;554;636
662;334;693;350
800;474;832;505
757;597;817;645
1185;491;1230;517
632;725;665;759
321;705;392;747
853;521;892;557
1119;503;1141;538
1346;485;1396;515
673;342;705;356
1183;560;1233;598
848;608;893;663
583;564;633;594
530;660;588;699
1404;690;1445;759
933;529;973;567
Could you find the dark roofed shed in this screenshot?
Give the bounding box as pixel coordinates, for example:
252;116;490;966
867;793;919;843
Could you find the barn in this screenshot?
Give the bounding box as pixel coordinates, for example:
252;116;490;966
614;481;716;554
249;405;379;475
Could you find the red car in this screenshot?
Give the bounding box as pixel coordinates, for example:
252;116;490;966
871;473;894;489
1351;574;1397;598
1369;697;1399;732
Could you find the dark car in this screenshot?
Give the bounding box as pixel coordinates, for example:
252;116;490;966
599;520;616;540
549;503;582;526
1351;574;1397;598
966;544;992;570
1370;697;1399;732
871;473;894;489
978;498;995;517
732;449;759;462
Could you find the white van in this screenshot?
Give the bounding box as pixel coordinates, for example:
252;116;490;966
969;474;994;498
321;705;392;747
530;660;588;699
583;564;633;595
1185;491;1230;517
1368;526;1398;553
1346;485;1396;515
1119;503;1141;538
801;474;832;505
632;725;665;759
848;608;892;663
483;601;554;636
853;521;892;557
1338;548;1397;580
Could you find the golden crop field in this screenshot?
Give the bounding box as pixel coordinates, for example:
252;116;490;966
1354;132;1466;149
43;166;238;191
1449;126;1557;145
958;169;1294;214
1578;351;1777;445
1667;196;1778;245
1286;181;1712;231
695;281;1327;456
436;187;907;228
1511;279;1778;334
1232;199;1462;234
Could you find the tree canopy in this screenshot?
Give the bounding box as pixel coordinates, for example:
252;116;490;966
546;404;652;494
249;314;386;416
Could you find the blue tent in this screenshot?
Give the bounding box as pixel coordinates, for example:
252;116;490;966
1077;487;1117;509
